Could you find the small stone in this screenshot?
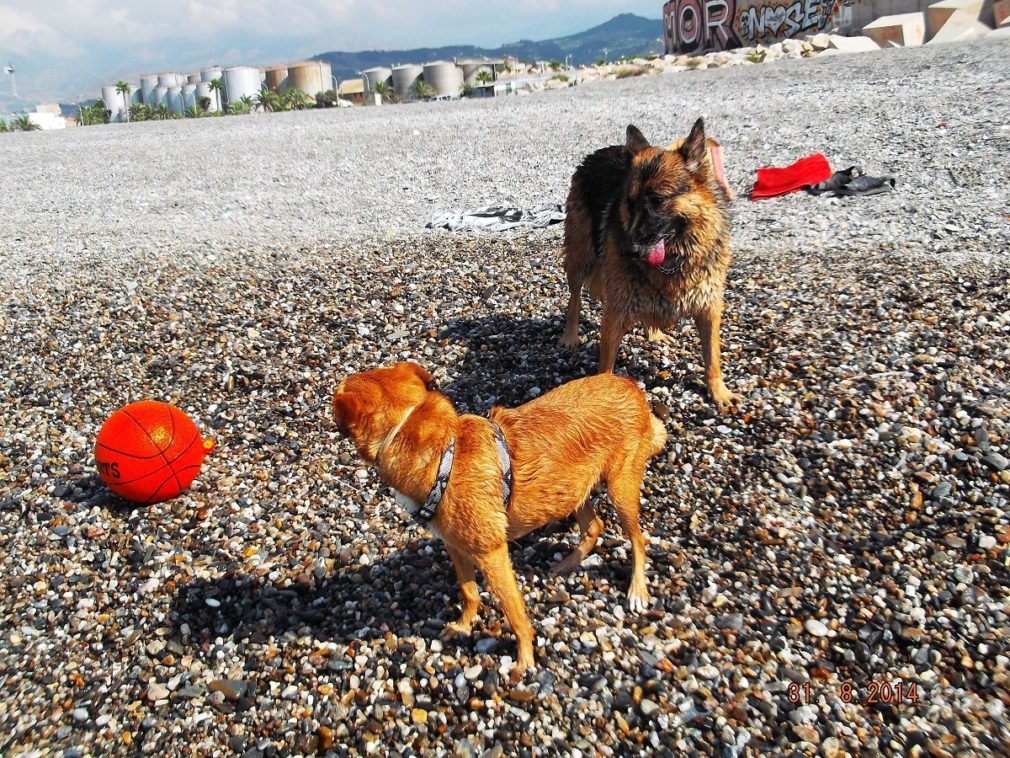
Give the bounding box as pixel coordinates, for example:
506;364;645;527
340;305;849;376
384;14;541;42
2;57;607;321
208;679;247;701
464;665;482;681
508;688;535;703
793;724;820;743
411;708;428;724
72;708;88;722
696;664;720;679
717;613;743;631
475;638;498;654
930;482;953;500
982;453;1008;472
805;619;829;637
639;699;660;717
318;726;334;750
979;535;996;550
146;683;169;701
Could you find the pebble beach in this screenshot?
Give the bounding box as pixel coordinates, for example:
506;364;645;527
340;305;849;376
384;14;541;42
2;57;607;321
1;37;1009;757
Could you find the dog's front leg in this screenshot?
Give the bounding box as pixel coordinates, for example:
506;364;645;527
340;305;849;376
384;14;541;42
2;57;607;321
440;546;481;640
475;544;536;671
695;302;741;409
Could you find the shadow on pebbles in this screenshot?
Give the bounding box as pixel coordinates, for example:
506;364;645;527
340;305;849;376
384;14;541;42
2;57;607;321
1;229;1008;756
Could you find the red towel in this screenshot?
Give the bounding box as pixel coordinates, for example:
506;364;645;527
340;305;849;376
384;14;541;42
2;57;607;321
750;153;833;200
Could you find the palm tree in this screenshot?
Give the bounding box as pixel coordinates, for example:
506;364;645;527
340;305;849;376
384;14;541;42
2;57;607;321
13;114;40;131
371;80;392;104
208;78;224;112
115;80;130;122
185;105;200;118
0;119;9;133
476;69;492;86
282;88;311;110
254;90;281;113
155;104;169;121
130;103;152;122
411;80;436;100
239;95;254;112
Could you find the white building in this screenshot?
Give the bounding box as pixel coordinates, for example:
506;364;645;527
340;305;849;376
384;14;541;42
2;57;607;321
28;111;67;130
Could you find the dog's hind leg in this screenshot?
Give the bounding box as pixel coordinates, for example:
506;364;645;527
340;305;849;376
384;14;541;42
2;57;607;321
475;544;536;671
561;266;586;349
606;460;650;612
440;546;481;640
560;199;593;349
549;499;604;576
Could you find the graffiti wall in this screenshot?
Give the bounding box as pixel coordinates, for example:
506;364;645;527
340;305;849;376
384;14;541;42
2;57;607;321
663;0;852;54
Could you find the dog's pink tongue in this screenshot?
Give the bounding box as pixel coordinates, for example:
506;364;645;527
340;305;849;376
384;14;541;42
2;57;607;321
647;240;666;266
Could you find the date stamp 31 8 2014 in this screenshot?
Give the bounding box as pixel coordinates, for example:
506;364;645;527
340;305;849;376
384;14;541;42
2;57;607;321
787;680;920;705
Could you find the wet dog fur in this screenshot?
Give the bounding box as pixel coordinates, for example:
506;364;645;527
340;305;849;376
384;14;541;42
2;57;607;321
560;119;740;408
332;362;667;670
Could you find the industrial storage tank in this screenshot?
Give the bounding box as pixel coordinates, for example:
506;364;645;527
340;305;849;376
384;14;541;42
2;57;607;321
223;66;261;106
140;75;158;104
460;61;494;87
200;67;223;83
362;67;392;93
287;61;328;97
422;61;464;98
186;72;201;85
157;72;179;89
263;66;288;92
152;85;168;108
182;84;197;112
195;82;214;110
166;86;183;115
101;85;123;122
391;64;423;100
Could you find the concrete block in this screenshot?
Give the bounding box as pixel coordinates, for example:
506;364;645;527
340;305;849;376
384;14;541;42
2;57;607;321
927;0;983;38
826;34;883;52
928;18;993;42
864;12;927;47
994;0;1010;24
808;32;831;50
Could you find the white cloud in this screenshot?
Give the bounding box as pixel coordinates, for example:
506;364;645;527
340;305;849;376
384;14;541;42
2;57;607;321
0;4;78;57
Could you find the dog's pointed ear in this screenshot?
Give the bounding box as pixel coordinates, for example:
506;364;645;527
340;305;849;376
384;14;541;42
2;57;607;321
679;118;708;174
625;125;650;156
399;361;435;390
332;392;359;433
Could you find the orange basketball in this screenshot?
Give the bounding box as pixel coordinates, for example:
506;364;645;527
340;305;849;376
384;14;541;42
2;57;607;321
95;401;215;504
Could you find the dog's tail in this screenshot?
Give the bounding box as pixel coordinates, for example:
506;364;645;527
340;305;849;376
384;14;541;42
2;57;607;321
645;413;667;459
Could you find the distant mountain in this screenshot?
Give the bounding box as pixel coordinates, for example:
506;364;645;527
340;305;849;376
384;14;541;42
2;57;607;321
313;13;663;82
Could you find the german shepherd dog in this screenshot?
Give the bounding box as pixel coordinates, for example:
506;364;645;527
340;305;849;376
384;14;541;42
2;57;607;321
560;119;740;408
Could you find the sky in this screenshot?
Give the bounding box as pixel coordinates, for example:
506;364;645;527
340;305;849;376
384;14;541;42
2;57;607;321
0;1;662;103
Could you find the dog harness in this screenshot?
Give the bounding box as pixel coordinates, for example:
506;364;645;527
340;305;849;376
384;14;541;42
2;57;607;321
412;422;513;526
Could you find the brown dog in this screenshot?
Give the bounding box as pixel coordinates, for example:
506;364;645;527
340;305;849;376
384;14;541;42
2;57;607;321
332;362;666;670
560;119;740;408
